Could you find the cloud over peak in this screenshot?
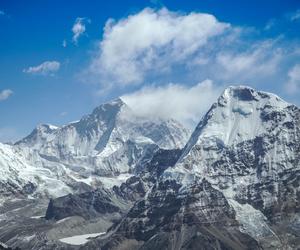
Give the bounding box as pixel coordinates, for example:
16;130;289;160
122;80;223;128
23;61;60;75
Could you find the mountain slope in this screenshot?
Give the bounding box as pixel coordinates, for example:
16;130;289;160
0;98;189;199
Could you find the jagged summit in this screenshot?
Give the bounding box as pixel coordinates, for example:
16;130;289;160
17;98;126;147
15;123;59;147
91;97;126;116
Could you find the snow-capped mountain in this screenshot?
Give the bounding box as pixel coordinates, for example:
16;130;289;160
89;86;300;249
0;86;299;250
0;98;189;199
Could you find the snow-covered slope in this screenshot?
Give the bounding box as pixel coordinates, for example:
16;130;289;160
0;142;72;199
0;98;189;199
165;85;297;183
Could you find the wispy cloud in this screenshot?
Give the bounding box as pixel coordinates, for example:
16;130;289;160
123;80;223;128
265;9;300;31
0;89;13;101
72;17;90;45
215;40;282;82
23;61;60;76
62;39;67;48
0;10;5;15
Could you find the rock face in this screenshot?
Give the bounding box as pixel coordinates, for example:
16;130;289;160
97;179;260;250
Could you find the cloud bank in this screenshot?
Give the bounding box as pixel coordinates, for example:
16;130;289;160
0;89;13;101
85;8;299;94
23;61;60;75
88;8;230;87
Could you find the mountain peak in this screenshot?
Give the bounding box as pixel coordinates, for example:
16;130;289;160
14;124;57;146
91;97;126;117
221;85;258;101
99;97;125;108
218;85;286;107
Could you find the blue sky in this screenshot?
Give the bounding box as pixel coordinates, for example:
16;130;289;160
0;0;300;142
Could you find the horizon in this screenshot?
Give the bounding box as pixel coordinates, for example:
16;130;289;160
1;0;300;142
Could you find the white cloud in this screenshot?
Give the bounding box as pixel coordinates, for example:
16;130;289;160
286;64;300;94
0;89;13;101
122;79;223;128
23;61;60;75
72;17;90;44
88;8;230;86
82;7;299;104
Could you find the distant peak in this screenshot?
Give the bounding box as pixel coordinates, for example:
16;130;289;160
111;97;125;105
90;97;127;120
14;123;58;145
94;97;125;110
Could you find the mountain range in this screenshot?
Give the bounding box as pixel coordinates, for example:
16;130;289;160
0;86;299;250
